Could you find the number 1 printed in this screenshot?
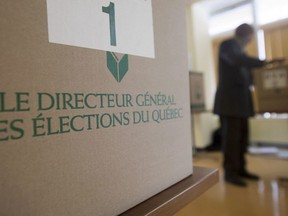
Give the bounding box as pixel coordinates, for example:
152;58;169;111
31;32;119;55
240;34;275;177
102;2;116;46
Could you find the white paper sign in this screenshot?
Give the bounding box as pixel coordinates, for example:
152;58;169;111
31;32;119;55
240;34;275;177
46;0;155;58
263;69;287;89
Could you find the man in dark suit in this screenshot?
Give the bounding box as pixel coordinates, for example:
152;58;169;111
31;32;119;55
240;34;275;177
213;23;267;187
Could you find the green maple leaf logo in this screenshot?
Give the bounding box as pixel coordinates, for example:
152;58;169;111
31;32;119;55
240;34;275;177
106;51;129;82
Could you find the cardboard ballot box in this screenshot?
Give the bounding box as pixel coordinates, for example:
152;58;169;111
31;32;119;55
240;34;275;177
253;63;288;113
0;1;192;216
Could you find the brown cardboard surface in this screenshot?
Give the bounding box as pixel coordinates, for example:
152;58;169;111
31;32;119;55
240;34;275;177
0;1;193;215
253;63;288;113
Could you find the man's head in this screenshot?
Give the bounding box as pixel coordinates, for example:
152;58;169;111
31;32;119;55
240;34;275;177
235;23;254;47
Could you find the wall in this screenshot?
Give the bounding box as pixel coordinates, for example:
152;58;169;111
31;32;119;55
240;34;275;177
187;2;219;148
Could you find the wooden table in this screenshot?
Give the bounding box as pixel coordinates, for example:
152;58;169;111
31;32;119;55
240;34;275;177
120;166;219;216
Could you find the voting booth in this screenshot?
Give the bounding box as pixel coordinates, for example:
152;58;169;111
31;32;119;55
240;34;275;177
189;72;206;112
253;63;288;113
0;1;193;215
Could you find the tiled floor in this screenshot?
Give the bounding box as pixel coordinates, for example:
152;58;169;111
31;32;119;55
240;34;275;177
174;151;288;216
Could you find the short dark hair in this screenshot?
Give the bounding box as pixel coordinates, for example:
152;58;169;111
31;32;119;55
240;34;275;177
235;23;254;38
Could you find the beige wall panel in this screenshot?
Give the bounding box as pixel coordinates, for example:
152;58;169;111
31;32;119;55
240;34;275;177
281;26;288;58
263;21;288;59
264;27;287;59
265;33;273;60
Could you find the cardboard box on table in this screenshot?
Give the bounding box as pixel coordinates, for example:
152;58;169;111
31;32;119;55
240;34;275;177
0;0;193;215
253;63;288;113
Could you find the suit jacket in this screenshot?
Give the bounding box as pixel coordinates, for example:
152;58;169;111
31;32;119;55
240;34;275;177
213;38;265;118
